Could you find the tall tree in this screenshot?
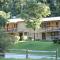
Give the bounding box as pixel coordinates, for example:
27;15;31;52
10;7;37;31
46;0;58;16
55;0;60;16
1;0;59;17
0;28;18;53
0;0;20;17
0;11;10;27
20;0;51;40
0;11;18;53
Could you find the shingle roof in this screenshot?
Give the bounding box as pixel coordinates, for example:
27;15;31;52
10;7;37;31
8;18;24;23
43;17;60;21
8;17;60;23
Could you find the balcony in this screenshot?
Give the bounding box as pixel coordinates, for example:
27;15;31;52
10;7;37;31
5;28;17;33
51;35;60;40
40;27;60;32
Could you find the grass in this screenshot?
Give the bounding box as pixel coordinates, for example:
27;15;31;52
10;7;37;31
10;41;54;50
1;41;60;60
0;58;58;60
8;41;60;57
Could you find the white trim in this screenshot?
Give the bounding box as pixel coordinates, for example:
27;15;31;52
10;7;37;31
43;17;60;21
8;17;60;23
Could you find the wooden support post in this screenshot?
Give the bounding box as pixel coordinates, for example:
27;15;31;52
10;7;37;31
26;49;28;59
56;48;58;60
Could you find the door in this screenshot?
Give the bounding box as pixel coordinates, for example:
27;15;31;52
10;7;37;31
19;32;23;40
42;33;46;40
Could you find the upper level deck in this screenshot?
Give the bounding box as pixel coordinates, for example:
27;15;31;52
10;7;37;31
5;17;60;33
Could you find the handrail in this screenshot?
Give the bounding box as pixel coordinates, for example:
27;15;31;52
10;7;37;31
8;49;56;52
0;49;58;60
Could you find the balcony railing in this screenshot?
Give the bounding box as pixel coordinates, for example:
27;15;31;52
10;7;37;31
40;27;60;32
5;28;17;32
51;35;60;40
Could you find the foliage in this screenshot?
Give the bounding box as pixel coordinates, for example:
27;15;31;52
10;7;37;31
20;0;50;40
53;39;60;44
0;0;60;17
0;29;18;52
55;0;60;16
0;11;7;18
0;0;27;17
0;16;6;27
0;58;55;60
21;1;50;19
0;11;10;27
7;41;60;57
46;0;60;16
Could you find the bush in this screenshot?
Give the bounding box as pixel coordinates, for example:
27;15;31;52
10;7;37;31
58;40;60;44
35;39;40;41
53;39;60;44
53;40;57;43
25;37;33;41
23;36;28;40
28;37;32;40
0;30;18;53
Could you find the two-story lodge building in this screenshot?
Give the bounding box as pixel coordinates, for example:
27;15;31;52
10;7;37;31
5;17;60;40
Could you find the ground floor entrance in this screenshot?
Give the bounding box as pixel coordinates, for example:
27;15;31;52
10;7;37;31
42;31;60;40
42;33;46;40
19;32;23;40
8;31;60;40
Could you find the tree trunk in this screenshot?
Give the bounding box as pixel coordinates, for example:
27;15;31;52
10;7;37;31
34;28;35;41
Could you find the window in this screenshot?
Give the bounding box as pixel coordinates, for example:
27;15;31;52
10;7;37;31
51;32;59;39
24;32;27;35
42;33;46;40
56;22;58;25
56;22;58;27
47;22;50;27
42;22;47;28
51;32;59;36
14;23;17;28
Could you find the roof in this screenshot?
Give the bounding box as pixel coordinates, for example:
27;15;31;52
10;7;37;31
8;18;24;23
8;17;60;23
43;17;60;21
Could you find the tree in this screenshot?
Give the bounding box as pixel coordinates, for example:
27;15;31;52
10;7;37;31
0;29;18;53
0;11;18;53
0;0;59;17
55;0;60;16
20;0;51;40
0;0;27;17
0;11;10;27
37;0;47;3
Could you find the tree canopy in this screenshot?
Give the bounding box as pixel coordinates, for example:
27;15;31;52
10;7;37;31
0;11;10;27
0;29;18;52
20;0;51;40
0;0;60;17
20;0;50;29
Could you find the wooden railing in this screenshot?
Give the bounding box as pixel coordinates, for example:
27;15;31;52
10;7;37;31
7;49;58;60
5;28;17;32
40;27;60;32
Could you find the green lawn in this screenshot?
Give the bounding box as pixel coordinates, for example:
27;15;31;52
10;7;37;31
10;41;57;50
8;41;60;57
1;41;60;60
0;58;58;60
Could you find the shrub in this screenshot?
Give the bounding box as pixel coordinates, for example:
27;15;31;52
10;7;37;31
53;39;60;44
53;40;57;43
26;37;33;41
58;39;60;44
28;37;32;40
0;30;18;53
23;36;28;40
